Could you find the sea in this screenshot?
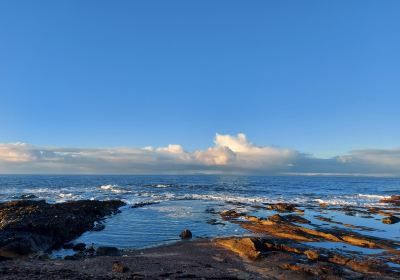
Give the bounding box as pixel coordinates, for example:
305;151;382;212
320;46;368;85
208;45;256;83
0;175;399;254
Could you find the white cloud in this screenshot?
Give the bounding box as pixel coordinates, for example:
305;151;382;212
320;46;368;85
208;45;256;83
0;133;399;176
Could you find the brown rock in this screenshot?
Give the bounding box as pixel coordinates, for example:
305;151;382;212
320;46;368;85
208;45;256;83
304;250;319;261
379;195;400;206
112;261;128;273
220;210;244;220
216;237;262;259
179;229;192;239
382;215;400;224
266;203;303;213
284;214;311;224
96;246;121;256
328;254;349;265
346;258;389;273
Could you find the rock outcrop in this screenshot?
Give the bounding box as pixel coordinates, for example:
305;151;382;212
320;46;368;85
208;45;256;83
0;199;125;258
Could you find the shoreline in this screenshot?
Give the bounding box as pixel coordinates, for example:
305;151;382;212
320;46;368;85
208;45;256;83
0;197;399;279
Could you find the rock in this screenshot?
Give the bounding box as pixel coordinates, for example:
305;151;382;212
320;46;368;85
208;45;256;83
131;201;159;208
382;215;400;224
328;254;349;265
86;245;95;256
284;214;310;224
64;251;85;261
179;229;192;239
112;261;128;273
379;195;400;205
268;214;287;223
216;237;263;259
62;243;74;249
92;223;105;231
304;250;319;261
96;246;121;256
206;219;224;226
266;203;303;213
72;243;86;251
240;213;396;249
263;240;306;254
220;210;244;220
0;256;11;262
346;258;390;273
0;199;125;258
18;194;38;200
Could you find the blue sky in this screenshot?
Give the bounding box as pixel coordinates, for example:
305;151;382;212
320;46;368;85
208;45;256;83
0;1;400;175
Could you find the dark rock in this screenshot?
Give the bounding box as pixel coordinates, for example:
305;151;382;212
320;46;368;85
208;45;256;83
86;245;95;256
205;207;218;214
179;229;192;239
72;243;86;251
38;254;50;260
131;201;159;208
284;214;310;224
64;252;85;261
379;195;400;206
92;223;105;231
62;243;74;249
96;246;121;256
18;194;38;200
206;219;225;226
220;210;245;220
304;250;319;261
266;203;303;213
0;199;125;258
0;256;11;262
382;215;400;224
112;261;128;273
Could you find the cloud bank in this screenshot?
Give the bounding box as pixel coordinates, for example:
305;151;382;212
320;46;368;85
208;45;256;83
0;133;399;176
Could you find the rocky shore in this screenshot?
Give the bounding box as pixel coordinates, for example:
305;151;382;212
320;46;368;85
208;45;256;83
0;199;125;258
0;196;399;279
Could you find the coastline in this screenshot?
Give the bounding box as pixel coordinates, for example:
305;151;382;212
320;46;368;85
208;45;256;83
0;197;399;279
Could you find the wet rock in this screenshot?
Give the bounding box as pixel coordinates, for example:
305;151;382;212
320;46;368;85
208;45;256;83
112;261;128;273
86;245;95;256
281;262;344;278
62;243;74;249
382;215;400;224
64;251;85;260
266;203;304;213
220;209;244;220
131;201;159;208
346;258;390;273
92;223;105;231
216;237;263;259
314;215;375;231
179;229;192;239
205;207;218;214
328;254;349;265
0;199;125;258
268;214;310;225
284;214;310;224
304;250;319;261
268;214;287;223
72;243;86;251
17;194;38;200
206;219;225;226
240;213;396;249
380;195;400;206
96;246;121;256
263;240;306;254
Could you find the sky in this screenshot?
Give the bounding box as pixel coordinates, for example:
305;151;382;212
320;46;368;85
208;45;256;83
0;1;399;175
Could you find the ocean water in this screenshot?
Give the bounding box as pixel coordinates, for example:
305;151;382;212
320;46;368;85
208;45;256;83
0;175;399;251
